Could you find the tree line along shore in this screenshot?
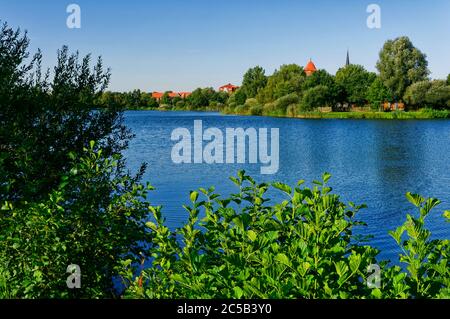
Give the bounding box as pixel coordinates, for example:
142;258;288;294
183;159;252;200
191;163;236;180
97;36;450;119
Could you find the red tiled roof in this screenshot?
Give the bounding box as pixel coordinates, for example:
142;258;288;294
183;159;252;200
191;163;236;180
178;92;192;98
304;60;317;72
152;91;191;99
219;83;239;89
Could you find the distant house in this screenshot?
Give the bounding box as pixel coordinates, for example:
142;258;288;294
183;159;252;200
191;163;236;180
152;92;164;101
219;83;239;93
304;59;317;76
152;91;191;101
383;102;405;112
178;92;192;99
168;92;180;98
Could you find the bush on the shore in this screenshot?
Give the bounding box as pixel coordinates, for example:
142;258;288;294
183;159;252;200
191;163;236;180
0;143;153;298
404;80;450;110
300;85;330;111
121;171;450;299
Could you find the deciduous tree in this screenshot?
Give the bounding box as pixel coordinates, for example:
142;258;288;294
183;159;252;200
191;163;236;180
376;36;429;101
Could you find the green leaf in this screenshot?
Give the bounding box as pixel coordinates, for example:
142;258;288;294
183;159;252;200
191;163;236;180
190;191;199;203
229;177;240;186
275;253;290;266
405;192;425;207
247;230;257;242
322;172;332;184
349;254;362;273
421;198;440;217
444;210;450;222
334;261;349;277
145;221;157;230
233;286;244;298
272;182;292;195
371;288;383;299
389;226;405;244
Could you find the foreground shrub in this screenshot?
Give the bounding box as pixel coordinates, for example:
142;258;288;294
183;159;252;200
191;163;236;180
121;171;450;299
0;143;152;298
0;21;131;204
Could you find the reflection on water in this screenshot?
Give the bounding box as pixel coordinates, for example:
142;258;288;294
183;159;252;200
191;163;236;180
124;111;450;262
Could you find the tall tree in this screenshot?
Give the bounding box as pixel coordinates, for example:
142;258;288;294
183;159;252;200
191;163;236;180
187;88;208;108
0;21;150;298
241;66;267;98
376;36;429;101
257;64;305;103
0;22;132;202
335;64;376;106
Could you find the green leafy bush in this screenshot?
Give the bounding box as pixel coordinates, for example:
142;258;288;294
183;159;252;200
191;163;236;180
121;171;450;299
0;143;152;298
261;93;300;116
300;85;330;111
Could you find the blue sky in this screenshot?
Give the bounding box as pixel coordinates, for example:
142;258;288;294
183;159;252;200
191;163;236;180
1;0;449;92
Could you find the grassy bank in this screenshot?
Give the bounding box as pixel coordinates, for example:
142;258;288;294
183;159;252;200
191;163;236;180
126;107;450;119
222;108;450;119
294;109;450;119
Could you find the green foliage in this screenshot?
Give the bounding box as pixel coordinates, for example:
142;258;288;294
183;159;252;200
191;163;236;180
161;92;172;106
122;171;380;298
187;88;227;110
256;64;305;104
300;85;330;111
383;193;450;298
259;93;300;116
404;80;450;109
241;66;267;98
97;91;158;110
0;21;150;299
301;70;333;92
335;65;376;106
0;143;152;298
425;80;450;109
376;36;429;101
366;77;392;109
119;172;450;299
232;88;247;107
404;81;431;108
245;98;263;116
0;21;132;204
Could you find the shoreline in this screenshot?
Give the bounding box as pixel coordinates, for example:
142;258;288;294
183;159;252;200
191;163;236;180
124;108;450;120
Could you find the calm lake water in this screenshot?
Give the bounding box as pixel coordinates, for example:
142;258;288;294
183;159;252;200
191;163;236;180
124;110;450;262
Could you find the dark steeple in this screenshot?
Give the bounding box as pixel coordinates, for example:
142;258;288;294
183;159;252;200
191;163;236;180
346;49;350;66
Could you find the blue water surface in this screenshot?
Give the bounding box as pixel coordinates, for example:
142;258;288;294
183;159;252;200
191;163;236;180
123;110;450;262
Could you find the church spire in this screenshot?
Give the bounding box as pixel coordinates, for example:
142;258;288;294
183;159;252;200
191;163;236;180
346;49;350;66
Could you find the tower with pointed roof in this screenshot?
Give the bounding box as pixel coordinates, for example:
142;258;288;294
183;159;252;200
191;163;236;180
346;49;350;67
304;59;317;76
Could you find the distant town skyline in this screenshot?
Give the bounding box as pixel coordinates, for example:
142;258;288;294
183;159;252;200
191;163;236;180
1;0;449;92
